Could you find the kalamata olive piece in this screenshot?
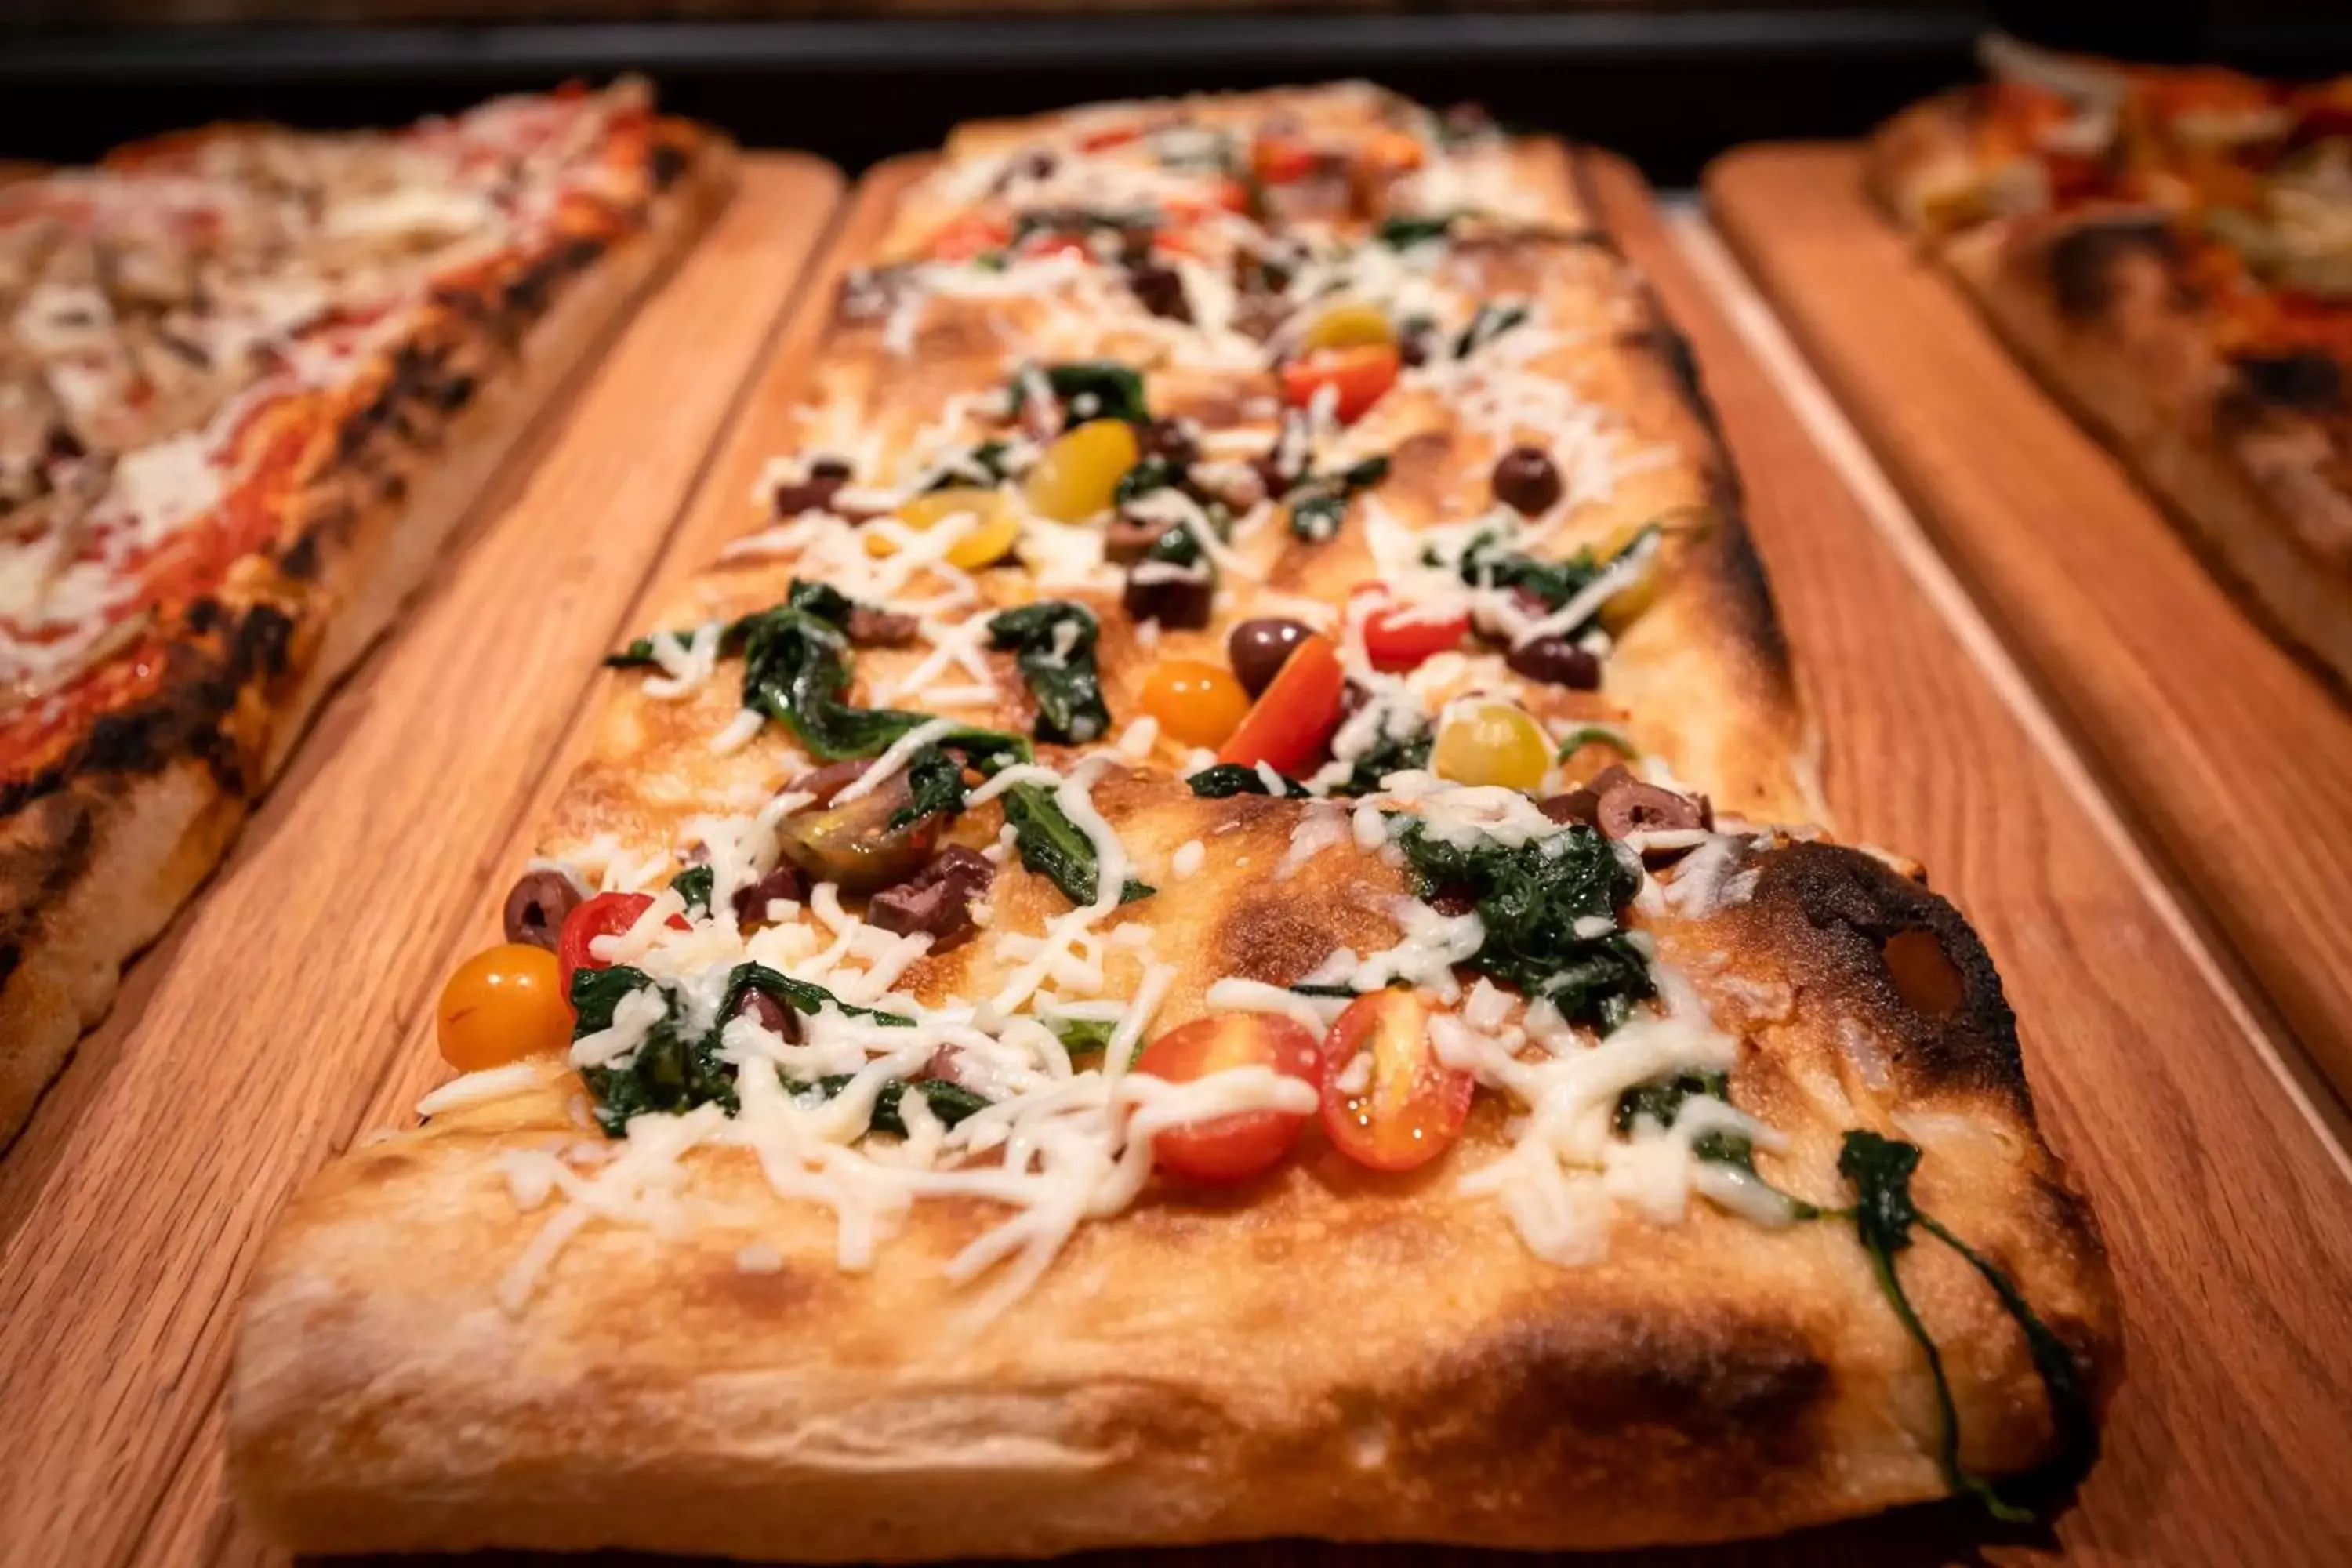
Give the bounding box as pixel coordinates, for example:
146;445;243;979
1595;780;1706;844
771;470;846;518
503;869;583;951
786;758;874;807
775;775;942;893
867;845;996;952
1123;565;1214;630
1227;617;1313;696
735;987;800;1043
731;864;808;926
1539;764;1635;828
1104;513;1167;565
1491;444;1563;515
1504;636;1600;689
1127;262;1190;322
845;605;918;647
1137;416;1200;470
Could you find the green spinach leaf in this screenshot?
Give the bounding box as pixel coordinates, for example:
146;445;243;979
668;866;714;917
1001;782;1154;907
809;1073;991;1137
1286;453;1390;543
1186;763;1309;799
989;601;1112;745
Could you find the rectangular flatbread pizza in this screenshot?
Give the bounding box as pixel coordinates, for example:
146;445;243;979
1871;34;2352;690
230;82;2118;1557
0;81;733;1144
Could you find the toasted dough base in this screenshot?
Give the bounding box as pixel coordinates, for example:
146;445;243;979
0;142;735;1147
1940;221;2352;690
232;91;2114;1556
231;833;2117;1559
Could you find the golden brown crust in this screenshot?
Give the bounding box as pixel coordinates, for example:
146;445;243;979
1936;213;2352;688
231;827;2115;1559
0;130;736;1146
232;88;2114;1556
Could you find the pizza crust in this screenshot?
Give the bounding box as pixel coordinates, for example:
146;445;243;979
1938;219;2352;688
229;836;2115;1558
0;138;735;1146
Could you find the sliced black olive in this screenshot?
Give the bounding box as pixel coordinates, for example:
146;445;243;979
1491;445;1563;515
1227;617;1312;696
1126;262;1190;322
735;987;800;1043
1504;636;1599;689
503;869;583;951
1595;780;1707;856
731;865;808;927
1123;565;1214;629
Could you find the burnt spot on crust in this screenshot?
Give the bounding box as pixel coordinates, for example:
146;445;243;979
0;942;18;989
1617;321;1716;441
1395;1299;1833;1508
278;533;321;580
183;597;226;634
1744;842;2028;1109
2228;349;2344;416
3;601;298;818
2046;217;2179;321
648;140;689;191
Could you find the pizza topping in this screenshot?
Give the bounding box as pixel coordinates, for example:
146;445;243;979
1022;417;1140;522
775;772;944;893
866;844;994;949
730;863;808;927
1594;778;1710;858
988;601;1112;744
1225;615;1313;695
1136;658;1249;749
1429;698;1550;792
1318;989;1475;1171
503;867;586;952
437;943;571;1071
1216;630;1346;775
1490;442;1563;515
1133;1013;1321;1184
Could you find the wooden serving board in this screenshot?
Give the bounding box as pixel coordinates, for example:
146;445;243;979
1706;143;2352;1117
0;153;845;1566
12;148;2351;1568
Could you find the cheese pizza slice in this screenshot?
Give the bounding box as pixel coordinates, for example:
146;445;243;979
230;82;2117;1557
0;82;734;1142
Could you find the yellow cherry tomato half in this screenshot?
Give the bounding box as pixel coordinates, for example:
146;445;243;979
1432;699;1552;792
437;942;570;1073
877;486;1024;570
1022;418;1140;523
1596;520;1664;634
1300;300;1396;354
1138;658;1250;749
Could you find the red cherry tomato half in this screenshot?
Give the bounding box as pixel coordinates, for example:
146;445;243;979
1251;133;1320;185
1136;1013;1320;1185
929;213;1011;262
1216;632;1345;776
1362;598;1472;672
1080;125;1144;152
1022;234;1093;263
1319;990;1475;1171
557;891;688;1001
1279;343;1400;424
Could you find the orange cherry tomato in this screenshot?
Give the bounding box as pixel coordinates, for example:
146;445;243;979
1216;633;1345;776
1022;234;1094;263
1358;129;1427;177
1362;597;1470;672
1279;343;1400;423
1251;133;1320;184
1080;124;1144;152
437;943;572;1072
1319;990;1475;1171
1137;1013;1321;1185
557;891;688;1001
929;213;1011;262
1138;658;1250;749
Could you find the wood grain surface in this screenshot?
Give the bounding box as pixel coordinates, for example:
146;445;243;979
0;153;844;1568
22;147;2352;1568
1706;143;2352;1116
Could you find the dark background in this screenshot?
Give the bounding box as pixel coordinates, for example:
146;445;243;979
2;2;2349;180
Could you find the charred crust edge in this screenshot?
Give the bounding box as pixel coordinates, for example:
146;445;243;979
1746;842;2030;1109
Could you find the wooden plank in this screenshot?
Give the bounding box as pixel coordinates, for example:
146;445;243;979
180;151;2352;1566
136;154;917;1568
0;153;844;1568
1706;143;2352;1112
